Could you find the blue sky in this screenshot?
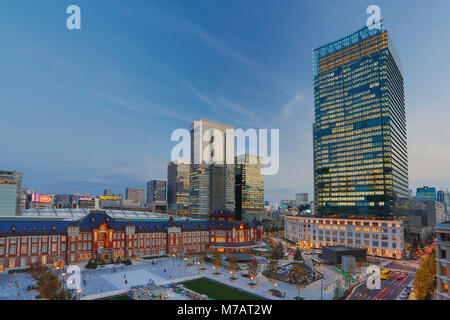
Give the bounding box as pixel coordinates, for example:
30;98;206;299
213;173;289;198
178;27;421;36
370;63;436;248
1;0;450;203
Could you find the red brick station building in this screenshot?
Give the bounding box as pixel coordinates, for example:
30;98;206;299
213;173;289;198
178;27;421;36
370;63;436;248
0;210;263;271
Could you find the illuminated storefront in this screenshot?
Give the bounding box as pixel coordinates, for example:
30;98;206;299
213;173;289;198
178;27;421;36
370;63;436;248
285;215;404;259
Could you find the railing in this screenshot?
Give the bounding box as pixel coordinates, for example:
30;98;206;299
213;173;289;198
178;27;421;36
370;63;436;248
81;288;129;300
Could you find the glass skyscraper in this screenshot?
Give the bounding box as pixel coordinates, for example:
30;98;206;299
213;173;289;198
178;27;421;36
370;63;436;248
147;180;167;203
235;155;264;222
313;21;408;219
167;160;190;216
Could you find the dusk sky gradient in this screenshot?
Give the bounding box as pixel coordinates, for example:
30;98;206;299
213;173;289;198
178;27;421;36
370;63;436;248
1;0;450;203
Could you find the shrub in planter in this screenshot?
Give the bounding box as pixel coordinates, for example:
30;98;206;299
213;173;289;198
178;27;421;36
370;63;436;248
86;260;98;269
123;259;132;266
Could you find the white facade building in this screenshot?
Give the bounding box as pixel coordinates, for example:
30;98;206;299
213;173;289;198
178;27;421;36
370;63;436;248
284;216;404;259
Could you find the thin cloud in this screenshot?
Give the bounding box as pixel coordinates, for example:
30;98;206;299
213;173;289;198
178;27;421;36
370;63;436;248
218;97;260;123
88;91;189;122
114;40;219;112
280;94;303;118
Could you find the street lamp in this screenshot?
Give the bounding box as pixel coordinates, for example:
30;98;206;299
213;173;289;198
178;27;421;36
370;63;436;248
77;288;82;300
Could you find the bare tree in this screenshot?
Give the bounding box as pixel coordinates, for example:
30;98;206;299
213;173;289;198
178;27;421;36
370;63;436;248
212;251;223;272
228;256;239;278
289;265;309;299
246;259;260;284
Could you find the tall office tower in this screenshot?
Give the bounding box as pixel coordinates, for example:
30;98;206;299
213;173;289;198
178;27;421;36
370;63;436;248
417;186;437;201
147;180;167;203
125;188;146;204
104;189;113;197
296;193;309;206
189;119;235;219
167;160;190;216
235;155;264;222
0;170;22;216
313;21;408;219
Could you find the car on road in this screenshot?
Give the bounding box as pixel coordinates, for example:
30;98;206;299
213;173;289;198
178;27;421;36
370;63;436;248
396;272;407;280
399;291;409;300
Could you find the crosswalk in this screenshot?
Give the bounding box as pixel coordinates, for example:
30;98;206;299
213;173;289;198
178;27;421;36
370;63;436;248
384;264;417;274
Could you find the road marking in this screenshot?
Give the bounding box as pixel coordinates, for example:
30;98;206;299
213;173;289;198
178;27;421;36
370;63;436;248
378;288;392;300
373;288;388;300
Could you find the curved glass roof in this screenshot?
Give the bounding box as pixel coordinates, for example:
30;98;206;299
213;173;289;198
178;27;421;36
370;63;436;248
20;209;193;221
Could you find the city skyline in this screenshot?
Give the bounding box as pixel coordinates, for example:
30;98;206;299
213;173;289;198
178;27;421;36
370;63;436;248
1;1;450;203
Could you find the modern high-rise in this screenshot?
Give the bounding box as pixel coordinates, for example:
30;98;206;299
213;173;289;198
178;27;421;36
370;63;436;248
146;180;166;204
168;160;190;216
417;186;437;201
437;190;450;205
235;155;264;222
313;21;408;219
284;21;408;259
437;190;450;215
189;119;235;219
126;188;146;204
0;170;22;216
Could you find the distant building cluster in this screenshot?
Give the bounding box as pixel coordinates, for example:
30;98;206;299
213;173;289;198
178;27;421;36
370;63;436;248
0;118;266;226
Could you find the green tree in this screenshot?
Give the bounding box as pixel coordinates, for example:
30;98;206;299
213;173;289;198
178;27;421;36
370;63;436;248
293;248;303;261
269;242;284;260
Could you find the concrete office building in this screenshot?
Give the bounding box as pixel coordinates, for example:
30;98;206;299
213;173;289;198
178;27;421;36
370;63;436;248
0;170;22;217
126;188;146;204
296;193;308;206
394;199;447;243
435;221;450;300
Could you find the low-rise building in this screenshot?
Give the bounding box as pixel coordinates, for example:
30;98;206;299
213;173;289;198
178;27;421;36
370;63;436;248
0;210;263;271
284;215;404;259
